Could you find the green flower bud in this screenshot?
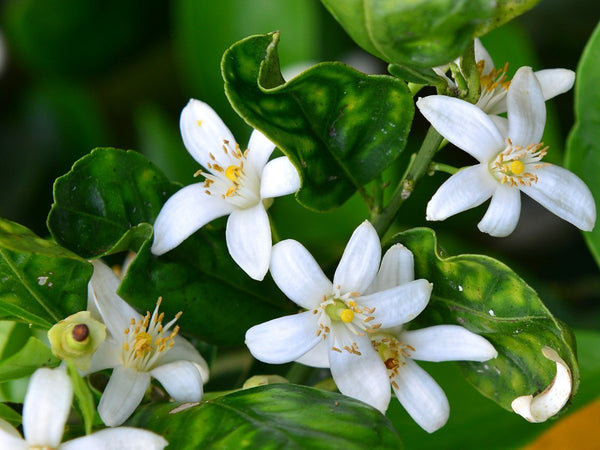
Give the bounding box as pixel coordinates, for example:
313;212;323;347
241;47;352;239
48;311;106;370
242;375;288;389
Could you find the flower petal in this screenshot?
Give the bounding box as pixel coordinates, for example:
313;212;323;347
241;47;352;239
360;279;432;328
0;425;25;450
82;339;121;375
0;418;22;439
333;221;381;294
366;244;414;294
511;347;572;423
477;184;522;237
488;115;508;137
98;367;150;427
180;99;236;167
402;325;497;362
329;336;391;413
295;340;330;368
151;184;234;255
60;427;167;450
417;95;503;162
474;38;494;76
89;260;139;337
23;367;72;448
159;336;210;383
534;68;575;101
521;164;596;231
270;240;333;309
150;361;203;402
245;311;322;364
391;359;449;433
246;129;276;173
226;203;271;280
260;156;301;199
507;67;546;145
426;164;496;221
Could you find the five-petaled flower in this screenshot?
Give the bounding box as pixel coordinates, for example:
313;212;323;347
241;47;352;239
151;99;301;280
245;220;433;412
418;66;596;237
0;366;167;449
84;260;210;427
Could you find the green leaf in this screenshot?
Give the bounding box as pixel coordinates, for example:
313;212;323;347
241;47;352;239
223;32;414;211
389;228;578;411
565;21;600;268
387;64;444;85
66;360;95;435
0;403;21;427
0;218;91;328
118;234;293;346
128;384;403;449
320;0;539;69
47;148;177;258
0;337;59;382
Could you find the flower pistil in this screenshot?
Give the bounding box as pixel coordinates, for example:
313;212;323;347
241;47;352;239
490;138;549;187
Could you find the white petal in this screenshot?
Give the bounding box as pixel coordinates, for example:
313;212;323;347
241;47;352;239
259;156;301;199
360;279;432;328
477;185;522;237
98;367;150;427
82;339;121;375
246;129;276;173
333;221;381;294
294;340;330;368
511;347;572;423
159;336;210;383
329;337;391;413
507;67;546;145
417;95;503;162
60;427;167;450
23;367;72;448
366;244;414;294
245;311;321;364
180;99;236;167
391;359;449;433
226;203;271;281
402;325;497;362
150;361;203;402
89;260;139;337
0;418;22;438
0;426;26;450
473;38;494;76
521;164;596;231
151;184;234;255
488;115;509;137
535;69;575;101
270;240;333;309
426;164;496;221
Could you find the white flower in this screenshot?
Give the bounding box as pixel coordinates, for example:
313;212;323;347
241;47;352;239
245;220;433;412
0;366;167;449
435;39;575;115
417;66;596;237
85;260;210;427
511;346;572;423
151;99;301;281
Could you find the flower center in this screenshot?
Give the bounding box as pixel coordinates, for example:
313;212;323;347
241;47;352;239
312;286;382;355
490;138;549;187
193;135;261;208
475;60;511;112
372;334;415;390
121;297;181;371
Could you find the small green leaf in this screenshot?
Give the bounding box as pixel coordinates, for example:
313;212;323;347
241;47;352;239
0;337;59;382
0;218;91;328
128;384;403;449
565;21;600;268
48;148;177;258
0;403;21;427
66;360;95;435
223;32;414;211
389;228;578;411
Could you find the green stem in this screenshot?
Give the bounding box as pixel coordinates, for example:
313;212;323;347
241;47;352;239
371;126;444;237
429;162;459;175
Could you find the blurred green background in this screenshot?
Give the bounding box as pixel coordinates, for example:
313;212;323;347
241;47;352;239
0;0;599;447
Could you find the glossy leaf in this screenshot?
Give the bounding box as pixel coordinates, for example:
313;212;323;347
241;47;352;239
48;148;177;258
128;384;403;449
0;337;59;382
118;237;293;346
223;32;414;211
565;21;600;268
0;218;91;329
389;228;578;411
0;403;21;427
